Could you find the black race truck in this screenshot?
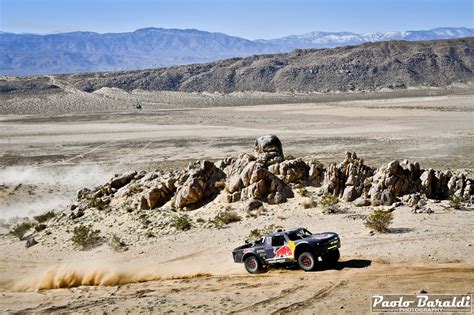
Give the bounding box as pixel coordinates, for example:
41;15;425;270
232;227;340;273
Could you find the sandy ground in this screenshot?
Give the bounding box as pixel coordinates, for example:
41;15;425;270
0;86;473;313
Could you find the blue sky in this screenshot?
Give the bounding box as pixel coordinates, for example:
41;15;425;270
0;0;472;39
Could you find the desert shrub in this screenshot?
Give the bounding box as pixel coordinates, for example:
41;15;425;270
322;204;347;214
449;195;464;209
302;198;317;209
247;224;283;242
10;222;33;240
108;234;128;252
71;224;101;250
212;211;241;226
364;210;393;233
33;211;56;223
87;196;105;210
196;217;206;223
170;202;177;212
320;194;339;208
171;215;191;231
138;213;152;227
298;187;310;197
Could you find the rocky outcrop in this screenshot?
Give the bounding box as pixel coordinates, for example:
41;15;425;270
323;151;374;202
279;158;310;184
140;178;177;210
226;160;294;204
68;135;472;219
175;160;225;210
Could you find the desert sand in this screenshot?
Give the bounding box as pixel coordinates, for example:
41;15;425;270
0;86;473;313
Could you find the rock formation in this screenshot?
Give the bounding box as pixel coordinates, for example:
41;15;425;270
71;134;472;217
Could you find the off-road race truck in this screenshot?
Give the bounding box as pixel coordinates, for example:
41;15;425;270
232;227;341;273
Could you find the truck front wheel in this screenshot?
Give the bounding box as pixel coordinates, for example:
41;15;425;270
244;255;264;274
297;251;317;271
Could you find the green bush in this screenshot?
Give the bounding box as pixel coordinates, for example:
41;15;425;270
171;215;191;231
71;224;101;250
33;211;56;223
320;194;339;208
449;195;464;210
10;222;33;240
364;210;393;233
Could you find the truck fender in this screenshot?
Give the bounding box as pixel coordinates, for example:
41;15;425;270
242;252;265;265
294;242;320;259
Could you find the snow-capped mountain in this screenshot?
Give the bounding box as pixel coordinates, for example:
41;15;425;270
258;27;474;49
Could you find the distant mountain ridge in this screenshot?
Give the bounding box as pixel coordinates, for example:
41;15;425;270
1;27;473;76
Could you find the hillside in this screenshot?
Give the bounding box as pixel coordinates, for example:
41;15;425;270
0;27;472;76
1;38;472;95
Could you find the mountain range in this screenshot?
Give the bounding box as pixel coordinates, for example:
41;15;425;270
3;37;472;95
1;27;473;76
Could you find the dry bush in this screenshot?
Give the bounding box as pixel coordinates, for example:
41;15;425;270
449;195;464;209
10;222;33;240
108;234;128;252
298;187;310;197
322;204;347;214
302;198;317;209
171;215;191;231
213;211;241;225
33;211;56;223
364;210;393;233
320;194;339;208
71;224;101;250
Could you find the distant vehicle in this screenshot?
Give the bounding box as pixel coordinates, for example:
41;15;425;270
133;102;142;109
232;227;340;273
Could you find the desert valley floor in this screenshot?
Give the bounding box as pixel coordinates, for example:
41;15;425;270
0;86;473;313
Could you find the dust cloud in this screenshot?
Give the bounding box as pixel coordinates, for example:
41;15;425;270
0;164;113;219
1;260;213;292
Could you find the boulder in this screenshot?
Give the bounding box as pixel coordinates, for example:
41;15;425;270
353;196;370;207
110;171;137;189
140;180;176;210
241;198;264;213
254;134;284;165
279;158;309;183
308;159;325;186
342;186;356;202
175;160;225;210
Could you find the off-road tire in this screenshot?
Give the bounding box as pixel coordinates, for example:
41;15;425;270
244;255;264;274
297;251;317;271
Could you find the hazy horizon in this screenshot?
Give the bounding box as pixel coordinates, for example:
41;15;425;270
1;0;473;39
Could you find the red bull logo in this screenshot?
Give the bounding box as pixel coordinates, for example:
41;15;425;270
275;245;292;257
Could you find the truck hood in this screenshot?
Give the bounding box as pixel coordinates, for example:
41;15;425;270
305;232;338;241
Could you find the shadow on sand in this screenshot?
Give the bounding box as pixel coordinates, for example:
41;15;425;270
322;259;372;271
276;259;372;272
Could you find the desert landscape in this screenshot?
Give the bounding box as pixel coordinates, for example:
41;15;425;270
0;72;473;312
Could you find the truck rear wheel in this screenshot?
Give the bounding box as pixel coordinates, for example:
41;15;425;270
297;251;317;271
244;255;263;274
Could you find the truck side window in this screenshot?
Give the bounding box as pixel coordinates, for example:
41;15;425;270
272;236;285;247
265;237;272;246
